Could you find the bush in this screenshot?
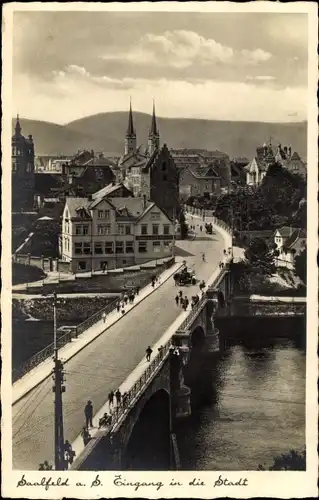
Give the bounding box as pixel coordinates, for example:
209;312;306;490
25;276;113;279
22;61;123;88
258;449;306;471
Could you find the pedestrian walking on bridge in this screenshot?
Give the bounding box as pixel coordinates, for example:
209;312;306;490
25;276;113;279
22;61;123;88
102;311;107;323
146;346;153;362
108;390;114;407
84;400;93;429
115;389;122;406
175;294;179;306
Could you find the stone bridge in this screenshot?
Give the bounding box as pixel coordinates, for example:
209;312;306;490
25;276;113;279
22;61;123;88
71;265;232;471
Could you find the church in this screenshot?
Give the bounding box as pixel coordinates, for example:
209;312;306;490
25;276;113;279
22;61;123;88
119;101;179;220
12;116;35;212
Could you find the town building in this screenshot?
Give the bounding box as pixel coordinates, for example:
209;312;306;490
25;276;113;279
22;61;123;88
230;157;249;186
59;185;174;272
245;143;275;187
274;226;307;270
179;165;221;200
12;116;35;211
170;148;231;191
275;144;306;179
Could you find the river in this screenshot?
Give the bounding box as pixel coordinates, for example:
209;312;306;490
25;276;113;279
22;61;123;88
176;337;305;470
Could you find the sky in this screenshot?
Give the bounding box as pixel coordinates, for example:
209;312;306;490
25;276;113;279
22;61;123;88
12;10;308;124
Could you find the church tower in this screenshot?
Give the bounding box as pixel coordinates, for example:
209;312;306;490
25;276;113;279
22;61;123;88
148;100;160;155
12;115;35;211
124;99;136;155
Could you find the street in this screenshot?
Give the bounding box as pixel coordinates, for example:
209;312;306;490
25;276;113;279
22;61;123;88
12;221;226;469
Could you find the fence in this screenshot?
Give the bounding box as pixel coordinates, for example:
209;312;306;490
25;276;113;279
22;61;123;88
102;342;173;434
12;257;176;383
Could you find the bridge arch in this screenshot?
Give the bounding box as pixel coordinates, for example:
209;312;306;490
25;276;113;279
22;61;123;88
190;325;206;349
122;388;170;470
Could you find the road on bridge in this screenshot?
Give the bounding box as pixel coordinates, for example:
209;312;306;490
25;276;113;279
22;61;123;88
12;220;226;469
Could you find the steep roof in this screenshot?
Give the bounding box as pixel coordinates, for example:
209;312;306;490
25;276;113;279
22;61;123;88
91;182;132;201
283;228;307;251
290;151;301;161
65;197;92;219
188;165;220;179
276;226;300;238
126;100;135;136
110;197;152;218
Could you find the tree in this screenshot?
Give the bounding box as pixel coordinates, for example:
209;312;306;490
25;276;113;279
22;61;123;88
294;247;307;284
258;449;306;471
179;209;189;240
244;237;275;275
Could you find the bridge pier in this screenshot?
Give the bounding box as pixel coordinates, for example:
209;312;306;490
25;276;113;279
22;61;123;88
169;347;192;420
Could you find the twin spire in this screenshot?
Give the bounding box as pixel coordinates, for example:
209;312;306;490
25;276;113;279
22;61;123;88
126;99;158;138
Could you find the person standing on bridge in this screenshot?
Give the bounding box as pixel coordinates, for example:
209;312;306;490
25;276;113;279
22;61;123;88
146;346;153;362
115;389;122;406
116;300;121;313
202;252;206;262
102;311;107;323
84;400;93;429
108;390;114;407
175;294;179;306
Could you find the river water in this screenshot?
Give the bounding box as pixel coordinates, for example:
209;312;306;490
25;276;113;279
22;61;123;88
176;337;305;470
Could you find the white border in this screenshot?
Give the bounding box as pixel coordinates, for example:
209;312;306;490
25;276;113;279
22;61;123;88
1;2;318;498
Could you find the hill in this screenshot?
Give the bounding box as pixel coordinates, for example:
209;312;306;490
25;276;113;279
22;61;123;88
13;113;307;159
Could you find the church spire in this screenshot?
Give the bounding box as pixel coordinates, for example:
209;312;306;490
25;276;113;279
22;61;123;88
126;97;135;136
15;114;22;136
150;99;158;136
124;98;136;155
148;99;160;155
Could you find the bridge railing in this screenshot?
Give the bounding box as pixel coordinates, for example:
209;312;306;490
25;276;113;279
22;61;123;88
12;258;176;383
108;342;172;431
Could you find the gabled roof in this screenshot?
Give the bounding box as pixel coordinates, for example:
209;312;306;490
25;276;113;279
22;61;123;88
290;151;301;161
188;165;220;179
65;197;92;219
91;182;132;201
110;197;151;218
276;226;301;238
283;228;307;251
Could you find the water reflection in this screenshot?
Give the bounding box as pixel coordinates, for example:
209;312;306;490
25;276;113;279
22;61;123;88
177;338;305;471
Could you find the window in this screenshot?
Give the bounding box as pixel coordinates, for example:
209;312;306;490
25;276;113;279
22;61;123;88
164;241;171;251
139;241;147;253
163;224;170;235
141;224;148;235
98;210;104;219
116;241;124;253
105;242;113;254
82;224;89;235
94;242;103;255
12;161;17;172
74;243;82;255
152;224;159;235
97;224;111;235
64;221;69;234
26;163;33;172
151;212;161;220
125;225;131;235
83;242;91;255
105;210;110;220
126;241;134;253
118;224;124;235
75;225;83;235
153;241;161;252
78;261;87;271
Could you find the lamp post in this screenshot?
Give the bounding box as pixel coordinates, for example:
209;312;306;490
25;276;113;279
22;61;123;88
52;292;66;470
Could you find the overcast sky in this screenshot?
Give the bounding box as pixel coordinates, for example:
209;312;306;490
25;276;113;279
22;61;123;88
12;10;308;124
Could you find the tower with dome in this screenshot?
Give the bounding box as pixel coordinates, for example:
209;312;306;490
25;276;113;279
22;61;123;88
12;116;35;211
